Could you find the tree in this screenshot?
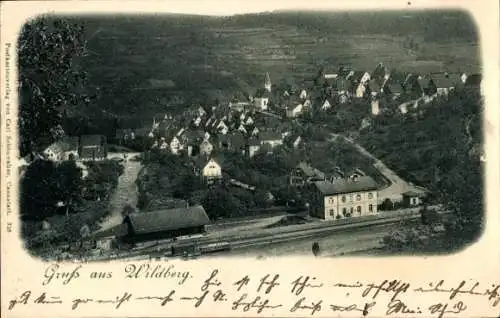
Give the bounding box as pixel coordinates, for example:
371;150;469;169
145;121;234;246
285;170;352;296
21;159;84;220
54;160;83;215
438;153;483;245
21;160;59;220
379;198;394;211
18;16;90;156
420;205;440;225
202;185;240;219
370;90;484;252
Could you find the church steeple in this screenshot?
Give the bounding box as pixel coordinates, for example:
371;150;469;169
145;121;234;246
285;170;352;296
264;72;271;92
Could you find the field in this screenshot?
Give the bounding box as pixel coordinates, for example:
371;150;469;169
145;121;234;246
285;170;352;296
63;11;480;123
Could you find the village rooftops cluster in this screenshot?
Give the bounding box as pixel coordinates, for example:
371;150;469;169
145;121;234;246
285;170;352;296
316;63;481;103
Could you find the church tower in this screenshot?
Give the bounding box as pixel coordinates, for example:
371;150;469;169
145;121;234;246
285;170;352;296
264;72;271;92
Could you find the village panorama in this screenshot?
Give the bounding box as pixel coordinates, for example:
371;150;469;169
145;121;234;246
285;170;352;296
18;11;484;261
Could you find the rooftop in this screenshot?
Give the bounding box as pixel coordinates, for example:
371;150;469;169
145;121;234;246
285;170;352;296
81;135;105;147
62;136;79;150
368;79;382;92
465;74;482;87
417;77;432;88
259;131;282;141
431;73;458;88
124;205;210;235
248;138;261;146
386;82;404;94
314;176;379;196
193;155;223;169
332;78;353;91
296;162;325;179
402;190;426;197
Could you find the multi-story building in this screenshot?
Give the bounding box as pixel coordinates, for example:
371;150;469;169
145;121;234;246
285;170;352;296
309;176;379;220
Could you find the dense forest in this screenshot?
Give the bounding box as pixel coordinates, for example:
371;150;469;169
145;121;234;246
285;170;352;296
358;89;484;251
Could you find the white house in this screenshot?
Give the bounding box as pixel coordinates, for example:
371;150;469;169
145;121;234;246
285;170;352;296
204;131;211;141
310;177;379;220
286;103;303;118
371;99;380;116
217;121;229;135
238;124;247;134
299;89;308;100
251;127;260;136
321;99;332;111
245;116;254;126
355;83;366;98
293;136;302;149
193;116;202;127
194;157;222;184
399;103;409;115
199;140;213;156
247;139;261;158
43;136;79;162
359;72;371;85
198;106;207;117
170;136;183;155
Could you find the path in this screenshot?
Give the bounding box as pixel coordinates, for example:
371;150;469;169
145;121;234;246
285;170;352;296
330;134;426;204
96;152;142;232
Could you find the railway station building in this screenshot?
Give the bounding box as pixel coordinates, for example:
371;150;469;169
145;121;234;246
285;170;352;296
121;205;210;243
310;176;379;220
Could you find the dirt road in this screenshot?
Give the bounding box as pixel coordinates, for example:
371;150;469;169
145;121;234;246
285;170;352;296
330;134;426;203
96;153;142;231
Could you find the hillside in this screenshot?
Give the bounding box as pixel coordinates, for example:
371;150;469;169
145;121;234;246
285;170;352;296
357;89;484;247
59;10;479;125
357;90;482;189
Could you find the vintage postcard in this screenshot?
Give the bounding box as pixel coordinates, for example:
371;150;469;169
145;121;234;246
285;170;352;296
1;0;499;317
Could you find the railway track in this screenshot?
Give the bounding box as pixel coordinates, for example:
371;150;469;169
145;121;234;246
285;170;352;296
94;210;450;260
227;214;424;250
201;209;430;246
